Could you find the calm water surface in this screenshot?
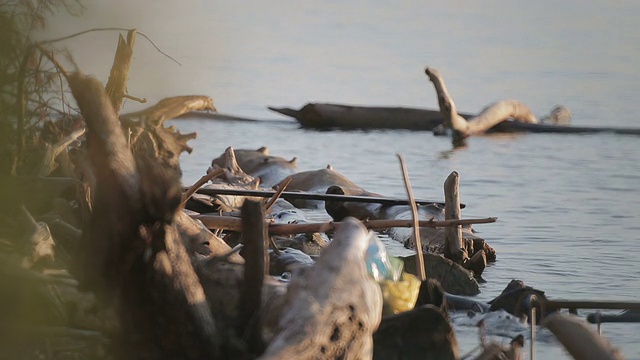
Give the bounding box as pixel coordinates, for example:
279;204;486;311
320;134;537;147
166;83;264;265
49;1;640;358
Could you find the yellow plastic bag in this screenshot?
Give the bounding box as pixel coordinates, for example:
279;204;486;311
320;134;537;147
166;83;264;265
380;272;421;315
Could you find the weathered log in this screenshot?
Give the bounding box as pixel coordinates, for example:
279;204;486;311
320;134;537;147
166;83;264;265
105;29;137;115
543;313;624;360
192;213;496;234
260;218;382;359
425;67;538;145
443;171;467;263
68;72;219;358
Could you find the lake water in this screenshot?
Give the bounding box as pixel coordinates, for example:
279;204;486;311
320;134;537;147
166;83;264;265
47;1;640;358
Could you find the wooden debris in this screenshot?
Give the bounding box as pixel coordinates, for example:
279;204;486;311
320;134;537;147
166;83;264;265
237;200;267;355
400;253;479;296
543;313;624;360
425;67;537;145
192;213;496;234
373;305;458;360
397;154;426;281
122;95;216;126
105;29;137;115
443;171;468;263
260;218;382;359
68;72;219;358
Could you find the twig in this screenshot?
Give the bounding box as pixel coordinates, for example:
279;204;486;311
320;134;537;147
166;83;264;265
39;27;182;66
181;168;225;207
397;154;426;281
123;93;147;103
265;176;292;212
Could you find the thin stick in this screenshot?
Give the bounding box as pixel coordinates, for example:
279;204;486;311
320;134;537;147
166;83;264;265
397;154;426;281
263;176;292;256
192;215;497;235
195;187;463;208
123;93;147;103
181;168;224;207
265;176;292;212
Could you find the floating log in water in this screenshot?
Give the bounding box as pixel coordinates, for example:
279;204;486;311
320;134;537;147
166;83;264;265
269;103;474;131
270;102;640;136
191;214;496;234
195;187;464;208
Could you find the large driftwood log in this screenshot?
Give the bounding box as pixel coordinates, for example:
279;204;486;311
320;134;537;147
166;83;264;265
425;67;537;145
260;218;382;359
68;72;219;358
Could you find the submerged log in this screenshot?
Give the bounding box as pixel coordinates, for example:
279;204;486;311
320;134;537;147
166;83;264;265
260;218;382;359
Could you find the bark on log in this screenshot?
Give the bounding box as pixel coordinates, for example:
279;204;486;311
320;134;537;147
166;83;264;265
260;218;382;359
68;72;219;358
105;29;136;115
425;67;538;145
444;171;467;263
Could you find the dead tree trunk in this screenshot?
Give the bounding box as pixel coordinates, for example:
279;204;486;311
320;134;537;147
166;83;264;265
68;72;219;359
425;67;537;146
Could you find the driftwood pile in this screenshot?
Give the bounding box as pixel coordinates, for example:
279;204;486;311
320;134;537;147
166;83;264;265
2;29;623;360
